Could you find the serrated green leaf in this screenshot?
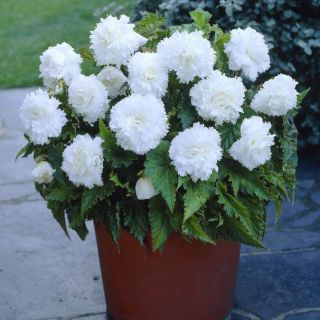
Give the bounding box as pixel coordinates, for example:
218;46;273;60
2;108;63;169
106;209;121;244
46;184;78;202
182;216;214;244
217;122;240;150
66;205;88;240
212;27;230;72
190;9;212;36
215;182;264;246
135;12;165;37
47;200;69;238
148;197;173;251
144;141;178;211
218;214;266;248
183;172;218;221
81;184;114;218
220;162;271;199
99;119;137;168
123;201;148;245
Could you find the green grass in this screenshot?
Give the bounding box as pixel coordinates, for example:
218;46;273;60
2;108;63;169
0;0;136;88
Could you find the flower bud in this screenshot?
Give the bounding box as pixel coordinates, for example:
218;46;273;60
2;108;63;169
32;161;55;184
135;177;158;200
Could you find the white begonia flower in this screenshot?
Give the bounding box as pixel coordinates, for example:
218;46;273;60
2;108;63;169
68;74;109;124
229;116;275;170
157;31;216;83
250;74;298;116
109;94;169;155
97;66;127;98
90;15;147;66
190;70;245;125
135;177;158;200
127;52;168;98
20;89;67;145
169;122;222;182
62;134;104;189
40;42;82;89
224;27;270;81
32;161;55;184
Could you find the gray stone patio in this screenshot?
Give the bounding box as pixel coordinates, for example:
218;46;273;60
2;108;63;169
0;88;319;320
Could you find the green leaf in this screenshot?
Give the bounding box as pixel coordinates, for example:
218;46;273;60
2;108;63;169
135;12;165;37
274;198;282;223
182;216;214;244
81;184;114;218
48;143;66;184
109;171;134;195
99;119;137;168
190;9;212;36
47;200;69;238
218;214;265;248
168;210;183;232
177;97;198;129
46;184;79;202
16;143;34;160
123;201;149;245
79;48;94;61
148;197;173;251
183;173;217;221
297;88;310;105
215;182;264;246
220;162;271;200
66;205;88;240
144;141;178;211
217;122;240;150
105;206;121;244
212;26;230;72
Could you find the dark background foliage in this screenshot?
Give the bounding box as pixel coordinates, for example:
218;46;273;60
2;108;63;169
132;0;320;148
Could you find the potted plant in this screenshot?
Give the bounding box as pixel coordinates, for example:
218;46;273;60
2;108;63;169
17;9;308;320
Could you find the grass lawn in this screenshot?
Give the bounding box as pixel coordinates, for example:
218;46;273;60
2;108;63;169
0;0;136;88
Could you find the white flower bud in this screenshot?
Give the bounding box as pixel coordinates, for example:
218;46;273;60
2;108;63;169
135;177;158;200
32;161;55;184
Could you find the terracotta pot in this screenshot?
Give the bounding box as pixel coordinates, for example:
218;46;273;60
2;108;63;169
94;222;241;320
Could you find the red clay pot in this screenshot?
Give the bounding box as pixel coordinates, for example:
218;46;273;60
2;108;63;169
94;222;241;320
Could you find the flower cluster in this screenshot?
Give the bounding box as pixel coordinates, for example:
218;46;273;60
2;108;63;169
18;11;303;248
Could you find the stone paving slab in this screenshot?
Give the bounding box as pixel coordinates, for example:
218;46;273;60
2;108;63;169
1;88;320;320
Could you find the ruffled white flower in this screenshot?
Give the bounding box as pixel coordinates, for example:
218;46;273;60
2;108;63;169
40;42;82;89
32;161;55;184
128;52;168;97
109;94;169;155
20;89;67;145
97;66;127;98
68;74;109;124
90;15;147;66
135;177;158;200
251;74;298;116
62;134;104;189
169;122;222;182
229;116;275;170
190;70;245;124
157;31;216;83
224;27;270;81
